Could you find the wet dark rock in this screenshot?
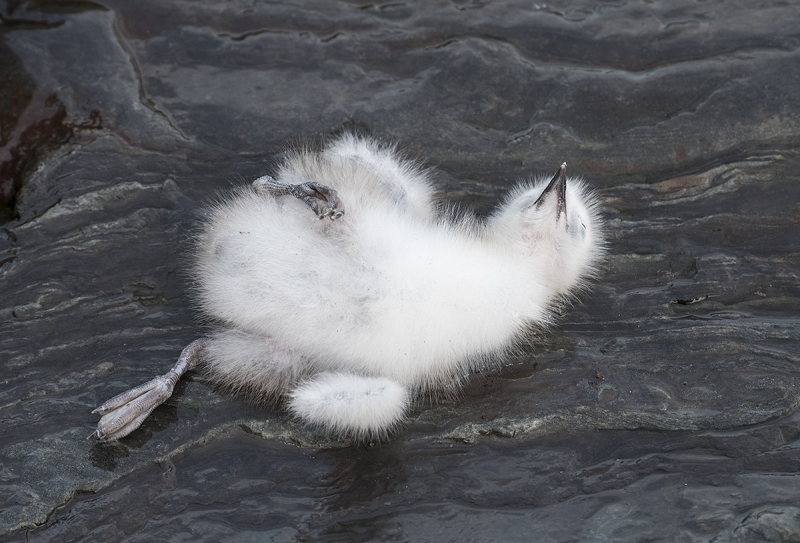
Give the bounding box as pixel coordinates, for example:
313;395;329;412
1;0;799;541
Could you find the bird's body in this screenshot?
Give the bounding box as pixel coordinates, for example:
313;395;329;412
91;135;604;441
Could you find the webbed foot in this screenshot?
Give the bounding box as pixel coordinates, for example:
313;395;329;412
253;176;345;220
90;375;177;442
290;181;345;220
89;339;207;442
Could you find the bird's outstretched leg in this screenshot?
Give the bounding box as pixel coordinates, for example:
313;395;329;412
89;339;208;442
253;175;345;220
287;372;410;440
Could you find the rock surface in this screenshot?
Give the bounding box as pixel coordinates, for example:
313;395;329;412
1;0;799;541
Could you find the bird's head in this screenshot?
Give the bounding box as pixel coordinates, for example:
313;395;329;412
489;163;605;300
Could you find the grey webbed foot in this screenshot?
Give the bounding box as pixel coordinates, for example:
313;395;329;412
291;181;345;220
90;375;176;442
89;339;207;442
253;176;345;220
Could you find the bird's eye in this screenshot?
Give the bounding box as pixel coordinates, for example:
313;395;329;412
571;220;587;240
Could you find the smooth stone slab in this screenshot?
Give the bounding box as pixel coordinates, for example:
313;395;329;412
1;0;799;540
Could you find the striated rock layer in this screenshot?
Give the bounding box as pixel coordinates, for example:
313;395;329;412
1;1;799;541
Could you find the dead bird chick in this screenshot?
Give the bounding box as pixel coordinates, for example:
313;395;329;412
91;135;604;442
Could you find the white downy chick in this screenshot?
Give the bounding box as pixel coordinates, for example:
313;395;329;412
91;135;604;442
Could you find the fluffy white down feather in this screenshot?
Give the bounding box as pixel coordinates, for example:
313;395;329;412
188;134;604;439
288;373;410;439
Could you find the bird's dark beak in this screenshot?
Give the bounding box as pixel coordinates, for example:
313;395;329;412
534;162;567;219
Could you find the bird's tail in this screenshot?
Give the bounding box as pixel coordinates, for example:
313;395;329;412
287;372;410;440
